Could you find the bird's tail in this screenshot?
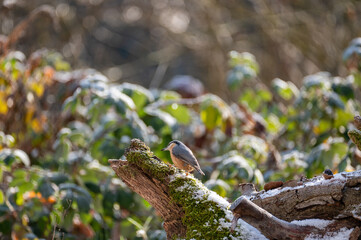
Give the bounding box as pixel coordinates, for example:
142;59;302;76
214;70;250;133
196;167;205;175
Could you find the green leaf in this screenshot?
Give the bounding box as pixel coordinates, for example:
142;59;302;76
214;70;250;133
76;195;91;213
145;108;177;128
217;153;254;181
327;92;345;109
321;140;348;168
164;103;191;124
49;173;69;185
63;208;75;230
38;179;55;198
0;149;30;167
227;51;259;90
119;83;154;110
53;139;71;161
272;78;299;100
331;81;354;99
59;183;91;200
85;182;101;194
13;169;27;179
117;190;133;209
227;65;257;90
61;190;74;209
265;114;282;134
107;88;136;114
303;72;330;89
334;108;354;128
200;104;222;130
18;181;34;195
0;190;4;204
342;44;361;63
204;179;230;197
228;51;259;73
63;94;79;113
227;68;246;90
103;190;116;216
258;89;272;102
253;169;264;186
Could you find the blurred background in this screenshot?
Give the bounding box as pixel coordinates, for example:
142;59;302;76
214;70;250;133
1;0;361;239
2;0;361;96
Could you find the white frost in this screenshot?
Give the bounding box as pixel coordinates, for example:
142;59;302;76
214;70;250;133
255;174;347;200
291;219;334;229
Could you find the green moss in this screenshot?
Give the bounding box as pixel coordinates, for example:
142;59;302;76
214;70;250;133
348;129;361;151
169;176;243;239
124;139;176;180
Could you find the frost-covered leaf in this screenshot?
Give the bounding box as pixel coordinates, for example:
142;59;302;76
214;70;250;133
272;78;299;100
303;72;331;89
119;83;154;110
326;92;345;109
0;149;30;167
331;78;354;99
204;179;231;197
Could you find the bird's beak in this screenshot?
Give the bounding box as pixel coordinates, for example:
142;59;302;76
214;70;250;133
161;147;167;151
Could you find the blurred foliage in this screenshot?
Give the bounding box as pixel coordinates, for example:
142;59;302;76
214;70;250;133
1;0;361;98
0;36;361;239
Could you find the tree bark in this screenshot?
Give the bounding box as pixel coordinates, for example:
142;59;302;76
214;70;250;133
109;159;186;238
248;172;361;222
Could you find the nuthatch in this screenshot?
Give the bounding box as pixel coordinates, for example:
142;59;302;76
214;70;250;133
323;169;334;180
162;140;205;175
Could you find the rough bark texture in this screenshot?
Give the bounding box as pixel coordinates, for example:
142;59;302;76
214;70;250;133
231;197;319;240
231;196;361;240
110;159;186;237
108;142;186;238
110;139;361;239
249;172;361;222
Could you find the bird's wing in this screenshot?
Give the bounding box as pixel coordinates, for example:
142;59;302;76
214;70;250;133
172;144;200;168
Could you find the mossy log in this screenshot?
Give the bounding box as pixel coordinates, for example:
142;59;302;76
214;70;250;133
110;139;361;239
109;139;248;239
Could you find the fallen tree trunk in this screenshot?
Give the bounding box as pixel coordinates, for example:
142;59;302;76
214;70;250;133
110;139;361;239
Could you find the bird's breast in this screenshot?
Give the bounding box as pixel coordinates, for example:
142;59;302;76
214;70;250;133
171;155;194;172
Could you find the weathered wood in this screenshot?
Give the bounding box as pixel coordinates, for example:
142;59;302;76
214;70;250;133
108;159;186;239
231;197;319;240
249;172;361;222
